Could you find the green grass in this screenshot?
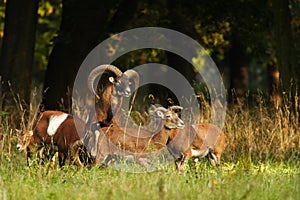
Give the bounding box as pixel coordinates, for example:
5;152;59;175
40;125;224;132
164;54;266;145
0;157;299;200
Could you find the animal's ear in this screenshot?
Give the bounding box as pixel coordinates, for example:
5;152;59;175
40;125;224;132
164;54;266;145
15;129;21;134
109;76;115;83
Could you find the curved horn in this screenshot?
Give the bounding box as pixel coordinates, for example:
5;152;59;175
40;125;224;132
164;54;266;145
148;104;167;116
154;106;168;112
169;105;183;111
87;64;123;95
124;69;140;106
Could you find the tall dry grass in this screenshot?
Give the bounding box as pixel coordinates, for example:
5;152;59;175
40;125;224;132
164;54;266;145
223;91;299;163
0;85;42;162
0;85;299;164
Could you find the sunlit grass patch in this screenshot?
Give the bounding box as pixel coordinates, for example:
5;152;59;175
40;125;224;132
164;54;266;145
1;158;298;200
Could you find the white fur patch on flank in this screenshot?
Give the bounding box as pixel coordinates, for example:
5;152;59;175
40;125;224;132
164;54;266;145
47;113;68;136
191;148;209;158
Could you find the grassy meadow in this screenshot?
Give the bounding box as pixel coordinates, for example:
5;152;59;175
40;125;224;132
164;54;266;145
0;91;299;200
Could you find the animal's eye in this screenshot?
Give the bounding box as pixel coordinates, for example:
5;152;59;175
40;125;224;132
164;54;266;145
166;114;171;118
115;80;121;85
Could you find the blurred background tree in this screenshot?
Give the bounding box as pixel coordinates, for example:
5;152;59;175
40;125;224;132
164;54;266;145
0;0;39;125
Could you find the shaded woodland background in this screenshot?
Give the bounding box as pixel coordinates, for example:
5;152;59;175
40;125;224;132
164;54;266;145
0;0;299;126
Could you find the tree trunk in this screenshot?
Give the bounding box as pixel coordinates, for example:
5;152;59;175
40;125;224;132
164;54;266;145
228;40;249;105
270;0;298;91
166;0;198;83
0;0;39;125
42;0;113;111
267;60;281;108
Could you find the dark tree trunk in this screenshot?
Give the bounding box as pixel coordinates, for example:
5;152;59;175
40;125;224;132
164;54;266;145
108;0;139;33
267;60;281;108
42;0;114;111
0;0;39;125
270;0;298;91
228;40;249;105
166;0;197;83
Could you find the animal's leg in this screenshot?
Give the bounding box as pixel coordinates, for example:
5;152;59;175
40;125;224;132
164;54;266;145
71;140;84;167
175;154;187;171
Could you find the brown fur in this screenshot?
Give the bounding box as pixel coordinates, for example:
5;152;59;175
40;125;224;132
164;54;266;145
88;70;134;127
167;123;226;171
95;107;184;166
84;73;130;158
94;82;118;125
16;110;86;167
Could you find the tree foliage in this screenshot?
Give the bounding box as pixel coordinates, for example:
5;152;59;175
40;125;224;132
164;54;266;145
34;0;61;83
